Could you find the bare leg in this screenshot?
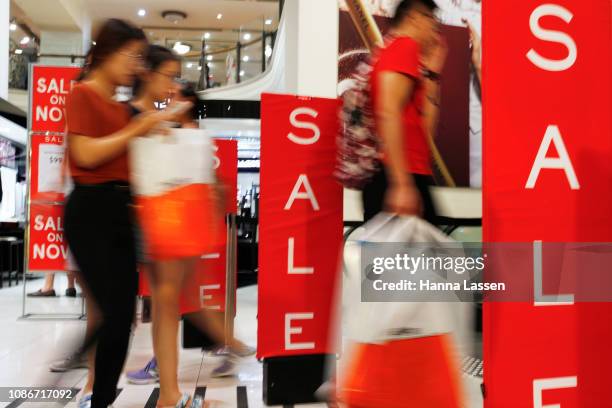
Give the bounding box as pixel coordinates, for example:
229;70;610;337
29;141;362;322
181;258;243;350
149;259;185;407
42;273;55;291
66;272;76;290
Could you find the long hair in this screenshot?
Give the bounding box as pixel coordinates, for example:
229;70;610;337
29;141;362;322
78;19;146;80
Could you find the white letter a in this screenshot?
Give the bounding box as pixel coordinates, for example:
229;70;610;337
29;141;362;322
526;125;579;190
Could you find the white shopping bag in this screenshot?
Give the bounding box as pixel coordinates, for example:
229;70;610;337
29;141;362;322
129;128;216;197
343;213;473;355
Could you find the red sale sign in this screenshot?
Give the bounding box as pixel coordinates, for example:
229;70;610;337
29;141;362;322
139;139;238;314
483;1;612;406
26;66;80;273
29;134;66;203
258;93;343;358
30;65;80;133
28;203;68;271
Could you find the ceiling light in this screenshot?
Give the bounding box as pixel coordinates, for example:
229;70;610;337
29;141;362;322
216;13;223;20
14;49;23;55
204;32;211;40
20;36;30;45
265;19;272;25
137;9;146;17
240;70;245;77
242;56;249;62
173;41;191;55
207;55;213;61
9;22;17;31
208;62;215;68
265;45;272;58
205;45;209;50
243;33;251;41
197;66;202;71
162;10;187;24
186;62;193;68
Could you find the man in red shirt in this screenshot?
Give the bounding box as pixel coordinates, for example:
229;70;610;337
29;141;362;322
363;0;447;222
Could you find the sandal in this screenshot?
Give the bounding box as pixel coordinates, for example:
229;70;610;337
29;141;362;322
157;393;192;408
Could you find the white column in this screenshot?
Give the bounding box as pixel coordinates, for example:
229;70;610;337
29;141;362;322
0;0;9;99
39;31;83;66
283;0;339;98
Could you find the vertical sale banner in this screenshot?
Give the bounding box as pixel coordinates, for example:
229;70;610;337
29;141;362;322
258;93;343;358
483;1;612;407
187;139;238;313
27;65;80;272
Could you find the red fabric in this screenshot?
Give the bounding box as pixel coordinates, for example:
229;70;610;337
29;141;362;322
370;36;432;175
340;335;463;408
483;0;612;406
66;83;132;184
257;93;343;359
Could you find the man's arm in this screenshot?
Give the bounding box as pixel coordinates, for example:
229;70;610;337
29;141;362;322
376;71;422;215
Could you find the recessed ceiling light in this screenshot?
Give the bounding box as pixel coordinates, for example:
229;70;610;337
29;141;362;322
197;66;202;71
14;49;23;55
9;22;17;31
20;36;30;45
207;55;213;61
204;32;211;40
137;9;146;17
186;62;193;68
242;55;249;62
205;45;209;50
216;13;223;20
172;41;191;55
240;70;245;77
243;33;251;41
265;19;272;25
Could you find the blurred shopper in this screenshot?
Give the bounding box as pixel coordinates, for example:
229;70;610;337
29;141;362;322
64;19;180;408
362;0;447;222
124;46;252;405
27;272;77;297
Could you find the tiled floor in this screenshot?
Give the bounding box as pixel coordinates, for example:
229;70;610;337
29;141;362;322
0;276;483;407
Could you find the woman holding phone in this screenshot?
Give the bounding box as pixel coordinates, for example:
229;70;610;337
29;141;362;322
64;19;182;408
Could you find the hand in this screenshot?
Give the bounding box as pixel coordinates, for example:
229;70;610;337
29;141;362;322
133;109;181;136
384;183;422;216
422;32;448;75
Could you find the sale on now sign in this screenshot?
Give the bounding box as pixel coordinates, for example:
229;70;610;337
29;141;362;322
28;203;68;271
30;66;80;133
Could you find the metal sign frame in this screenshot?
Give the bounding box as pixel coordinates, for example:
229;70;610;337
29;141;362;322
20;63;84;321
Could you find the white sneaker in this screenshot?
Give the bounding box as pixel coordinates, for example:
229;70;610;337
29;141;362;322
210;356;238;378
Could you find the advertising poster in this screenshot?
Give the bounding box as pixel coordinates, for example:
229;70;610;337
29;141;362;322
338;0;477;186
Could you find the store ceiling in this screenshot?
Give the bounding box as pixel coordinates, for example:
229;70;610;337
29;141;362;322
12;0;279;34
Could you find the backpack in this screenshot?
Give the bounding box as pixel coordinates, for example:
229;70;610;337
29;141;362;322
335;58;381;190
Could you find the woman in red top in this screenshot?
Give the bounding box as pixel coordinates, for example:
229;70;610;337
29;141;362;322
363;0;447;222
64;19;180;408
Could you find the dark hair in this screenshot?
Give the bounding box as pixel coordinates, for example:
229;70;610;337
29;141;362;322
391;0;438;26
84;19;146;77
178;81;199;120
133;45;180;96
